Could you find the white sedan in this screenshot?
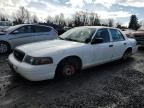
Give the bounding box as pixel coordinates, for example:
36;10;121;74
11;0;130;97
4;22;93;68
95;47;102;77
8;26;138;81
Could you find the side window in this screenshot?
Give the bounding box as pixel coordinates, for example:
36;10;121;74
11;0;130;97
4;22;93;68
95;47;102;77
110;29;125;41
35;26;52;33
14;27;25;34
94;29;110;43
14;26;34;34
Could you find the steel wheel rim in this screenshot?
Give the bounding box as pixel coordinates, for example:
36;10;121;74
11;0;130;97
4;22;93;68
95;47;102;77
0;43;8;53
62;65;75;76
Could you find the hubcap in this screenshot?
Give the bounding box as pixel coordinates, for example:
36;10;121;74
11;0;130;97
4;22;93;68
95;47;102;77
62;65;75;76
0;43;8;54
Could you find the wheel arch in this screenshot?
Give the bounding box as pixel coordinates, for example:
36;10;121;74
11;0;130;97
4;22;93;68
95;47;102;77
0;40;12;54
125;47;132;53
57;55;83;67
0;40;11;49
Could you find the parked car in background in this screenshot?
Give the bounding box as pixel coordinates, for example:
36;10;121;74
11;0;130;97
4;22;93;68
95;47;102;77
122;29;136;38
0;21;13;31
38;23;66;35
64;26;72;31
131;28;144;46
8;26;137;81
0;24;58;54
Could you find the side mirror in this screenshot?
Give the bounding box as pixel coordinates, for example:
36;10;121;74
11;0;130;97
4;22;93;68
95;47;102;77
91;38;104;44
12;30;19;34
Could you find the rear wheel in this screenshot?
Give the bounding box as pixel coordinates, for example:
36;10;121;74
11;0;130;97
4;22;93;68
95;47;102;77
56;58;81;78
122;49;132;60
0;42;10;54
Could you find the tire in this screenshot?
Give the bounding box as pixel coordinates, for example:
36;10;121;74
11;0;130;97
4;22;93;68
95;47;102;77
0;41;10;54
122;49;132;60
56;58;81;78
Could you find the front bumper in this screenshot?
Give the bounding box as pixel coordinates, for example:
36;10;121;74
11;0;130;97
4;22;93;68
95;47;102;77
8;54;57;81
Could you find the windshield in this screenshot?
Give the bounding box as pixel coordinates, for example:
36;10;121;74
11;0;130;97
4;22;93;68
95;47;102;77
59;27;96;43
3;24;22;32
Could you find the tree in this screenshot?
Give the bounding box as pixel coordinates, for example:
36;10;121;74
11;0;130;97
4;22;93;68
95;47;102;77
73;11;89;27
89;12;95;25
0;15;8;21
13;7;30;24
93;14;101;26
25;9;31;23
116;22;122;28
88;12;101;26
128;15;140;30
46;16;53;24
31;15;38;23
59;13;66;27
73;12;82;27
108;18;114;27
81;11;88;26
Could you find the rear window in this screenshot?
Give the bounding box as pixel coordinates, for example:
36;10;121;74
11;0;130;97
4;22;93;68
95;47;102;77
110;29;125;41
34;26;52;32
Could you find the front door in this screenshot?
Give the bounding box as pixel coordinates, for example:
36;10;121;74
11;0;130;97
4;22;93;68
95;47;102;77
91;29;114;65
10;25;35;48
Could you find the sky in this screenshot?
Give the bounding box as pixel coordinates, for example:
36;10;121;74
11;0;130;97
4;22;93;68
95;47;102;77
0;0;144;26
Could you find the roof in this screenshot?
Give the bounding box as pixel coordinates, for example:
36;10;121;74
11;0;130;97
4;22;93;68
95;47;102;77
75;26;118;30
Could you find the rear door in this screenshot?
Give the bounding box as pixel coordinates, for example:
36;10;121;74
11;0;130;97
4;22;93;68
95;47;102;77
33;25;56;42
109;29;127;60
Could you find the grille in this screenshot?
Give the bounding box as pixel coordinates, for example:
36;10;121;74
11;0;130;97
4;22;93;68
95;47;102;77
13;49;25;62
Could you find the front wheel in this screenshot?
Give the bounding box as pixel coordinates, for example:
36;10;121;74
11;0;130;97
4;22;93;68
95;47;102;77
56;58;81;78
61;63;76;77
0;42;10;54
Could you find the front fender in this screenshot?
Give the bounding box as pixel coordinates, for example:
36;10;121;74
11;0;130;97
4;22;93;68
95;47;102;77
50;49;84;66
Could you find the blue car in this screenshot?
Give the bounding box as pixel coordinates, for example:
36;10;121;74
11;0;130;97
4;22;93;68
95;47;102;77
0;24;58;54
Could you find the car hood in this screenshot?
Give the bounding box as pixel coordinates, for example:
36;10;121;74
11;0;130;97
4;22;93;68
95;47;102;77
16;39;84;56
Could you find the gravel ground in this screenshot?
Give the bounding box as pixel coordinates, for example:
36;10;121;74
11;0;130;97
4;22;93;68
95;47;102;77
0;48;144;108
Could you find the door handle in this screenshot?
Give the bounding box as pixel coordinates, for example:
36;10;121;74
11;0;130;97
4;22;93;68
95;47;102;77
124;43;127;45
109;45;114;47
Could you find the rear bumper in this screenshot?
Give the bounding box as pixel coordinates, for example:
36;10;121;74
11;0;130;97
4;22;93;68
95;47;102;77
8;54;57;81
132;46;138;54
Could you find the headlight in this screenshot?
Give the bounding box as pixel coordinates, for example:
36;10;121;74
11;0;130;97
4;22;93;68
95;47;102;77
24;55;53;65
